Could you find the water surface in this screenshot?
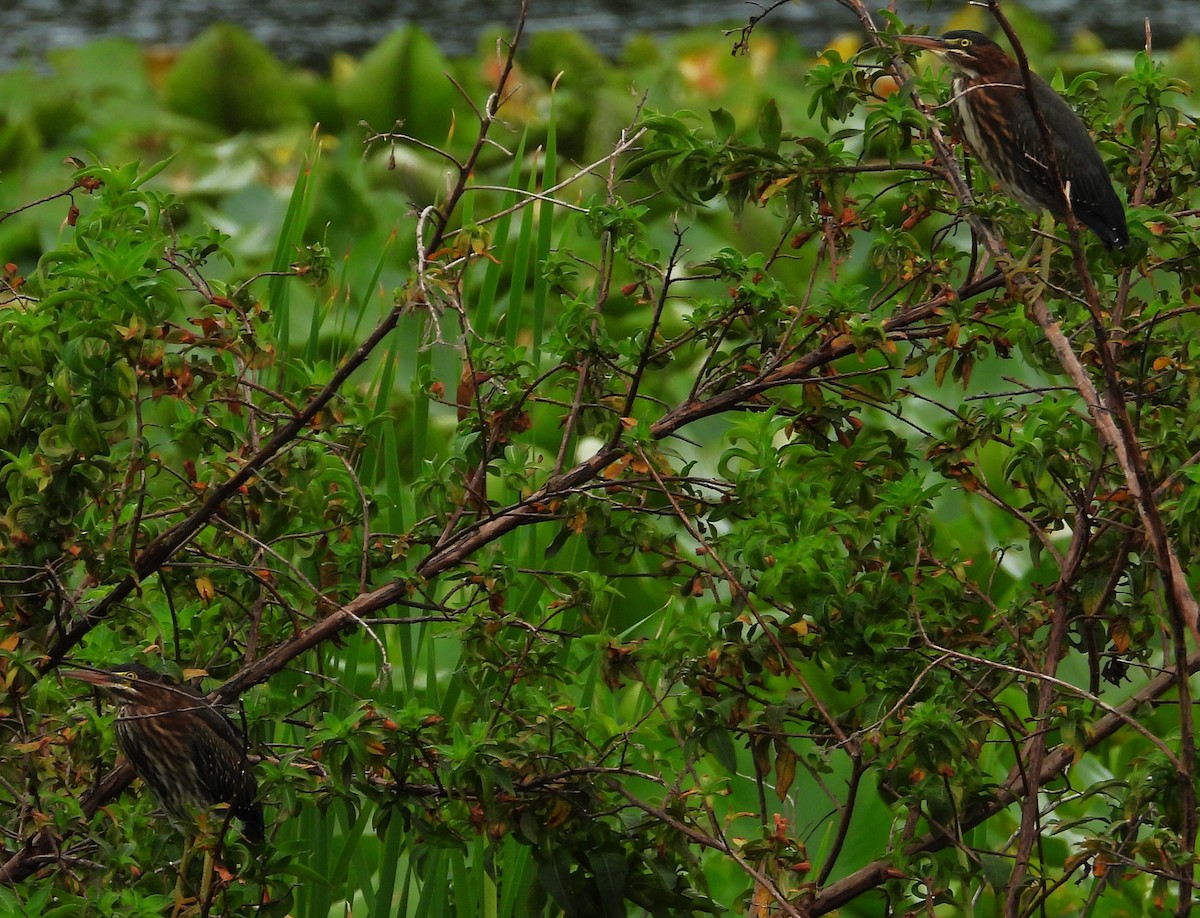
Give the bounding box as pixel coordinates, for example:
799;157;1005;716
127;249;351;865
0;0;1189;71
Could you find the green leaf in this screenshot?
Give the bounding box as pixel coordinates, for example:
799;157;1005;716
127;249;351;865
702;726;738;772
709;107;736;141
588;849;629;917
537;845;577;915
758;98;782;153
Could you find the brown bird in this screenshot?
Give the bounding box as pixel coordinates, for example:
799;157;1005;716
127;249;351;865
899;30;1129;249
65;663;263;840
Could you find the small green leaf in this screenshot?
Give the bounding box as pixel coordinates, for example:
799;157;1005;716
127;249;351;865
702;726;737;772
709;107;736;141
758;98;782;153
588;849;629;917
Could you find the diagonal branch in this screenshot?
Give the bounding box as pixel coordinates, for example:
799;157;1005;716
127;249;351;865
35;1;534;678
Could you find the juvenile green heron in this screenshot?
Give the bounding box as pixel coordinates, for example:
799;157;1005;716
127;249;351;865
65;663;263;841
899;30;1129;249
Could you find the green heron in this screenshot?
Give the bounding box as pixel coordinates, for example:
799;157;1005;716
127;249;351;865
899;30;1129;249
65;663;263;841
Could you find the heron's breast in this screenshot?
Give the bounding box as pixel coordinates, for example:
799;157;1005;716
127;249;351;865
952;75;1047;213
115;707;211;823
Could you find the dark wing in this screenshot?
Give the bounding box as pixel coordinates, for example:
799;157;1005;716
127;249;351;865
1011;77;1128;247
185;695;265;841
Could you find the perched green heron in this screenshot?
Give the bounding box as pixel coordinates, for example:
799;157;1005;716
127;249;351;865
899;30;1129;249
65;663;263;841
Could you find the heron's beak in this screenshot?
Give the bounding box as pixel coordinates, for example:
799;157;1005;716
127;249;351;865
62;668;119;688
897;34;948;53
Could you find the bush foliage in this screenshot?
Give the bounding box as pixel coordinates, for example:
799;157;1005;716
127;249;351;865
2;2;1200;916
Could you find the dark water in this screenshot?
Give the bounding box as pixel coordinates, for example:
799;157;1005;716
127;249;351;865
0;0;1193;71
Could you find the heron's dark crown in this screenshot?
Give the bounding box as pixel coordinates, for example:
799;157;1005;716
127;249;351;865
65;662;184;706
928;31;1012;78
